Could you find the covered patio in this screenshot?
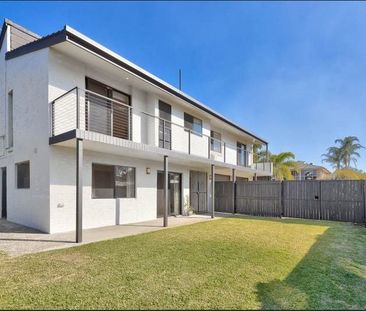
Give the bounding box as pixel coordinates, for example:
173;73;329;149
0;215;214;257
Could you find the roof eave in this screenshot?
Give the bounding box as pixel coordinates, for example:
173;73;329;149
5;28;67;60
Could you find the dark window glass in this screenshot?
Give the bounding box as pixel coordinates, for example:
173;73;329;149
211;131;222;152
16;161;30;189
92;164;114;198
184;113;202;135
8;91;13;148
237;143;247;167
159;101;171;149
115;166;136;198
86;77;131;140
92;164;136;199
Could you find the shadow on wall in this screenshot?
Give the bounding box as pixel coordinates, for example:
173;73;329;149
256;222;366;310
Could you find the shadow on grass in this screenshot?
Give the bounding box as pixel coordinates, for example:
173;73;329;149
256;222;366;310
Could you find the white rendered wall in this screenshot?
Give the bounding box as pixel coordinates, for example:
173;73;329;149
48;49;257;165
49;146;199;233
0;28;9;138
0;48;50;232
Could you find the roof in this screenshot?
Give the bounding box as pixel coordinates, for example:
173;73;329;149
0;18;40;49
294;161;331;174
2;19;268;144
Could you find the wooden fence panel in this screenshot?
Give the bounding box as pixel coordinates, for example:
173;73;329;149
321;180;364;222
215;182;234;213
213;180;366;223
283;181;321;219
235;181;282;217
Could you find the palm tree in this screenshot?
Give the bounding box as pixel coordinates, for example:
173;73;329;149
322;146;342;170
335;136;364;168
322;136;364;169
270;152;298;180
253;144;271;163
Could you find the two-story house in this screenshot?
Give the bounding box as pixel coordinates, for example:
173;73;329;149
0;19;272;240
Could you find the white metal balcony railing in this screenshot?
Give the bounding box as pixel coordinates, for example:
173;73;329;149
50;87;272;173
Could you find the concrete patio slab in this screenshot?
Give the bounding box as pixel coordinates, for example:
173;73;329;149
0;215;215;257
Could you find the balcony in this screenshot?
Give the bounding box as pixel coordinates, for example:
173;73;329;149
50;87;272;174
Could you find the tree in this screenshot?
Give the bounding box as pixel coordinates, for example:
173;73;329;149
335;136;364;168
253;144;270;163
322;146;342;170
322;136;364;169
270;152;298;180
331;168;366;180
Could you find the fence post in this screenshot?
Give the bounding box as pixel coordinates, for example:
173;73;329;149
232;168;236;214
281;181;284;217
319;181;322;220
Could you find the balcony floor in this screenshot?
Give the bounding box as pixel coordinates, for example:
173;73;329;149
50;129;271;176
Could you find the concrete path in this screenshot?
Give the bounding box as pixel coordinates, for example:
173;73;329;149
0;215;214;257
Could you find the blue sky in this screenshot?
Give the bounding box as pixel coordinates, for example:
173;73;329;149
1;1;366;171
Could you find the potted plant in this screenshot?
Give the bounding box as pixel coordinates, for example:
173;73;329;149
183;195;194;216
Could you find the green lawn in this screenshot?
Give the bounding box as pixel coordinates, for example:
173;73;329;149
0;217;365;310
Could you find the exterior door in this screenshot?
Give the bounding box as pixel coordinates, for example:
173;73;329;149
1;167;6;219
158;101;171;149
157;172;182;217
190;171;207;213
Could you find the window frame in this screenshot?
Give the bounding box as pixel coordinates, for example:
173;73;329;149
184;112;203;136
16;161;30;189
158;100;172;150
114;165;136;199
92;163;136;199
210;130;222;153
85;77;132;140
7;90;13;149
237;142;248;167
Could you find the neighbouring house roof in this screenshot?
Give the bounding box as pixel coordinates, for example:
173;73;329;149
292;161;331;174
1;18;268;145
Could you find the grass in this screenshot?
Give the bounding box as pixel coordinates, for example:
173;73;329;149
0;216;365;309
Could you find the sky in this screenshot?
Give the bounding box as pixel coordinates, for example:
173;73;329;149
1;1;366;171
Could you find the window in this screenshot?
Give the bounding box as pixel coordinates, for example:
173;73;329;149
210;131;222;152
85;78;131;140
7;91;13;149
92;164;114;198
237;142;247;167
184;113;202;135
158;101;171;149
92;163;136;199
16;161;30;189
115;166;136;198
